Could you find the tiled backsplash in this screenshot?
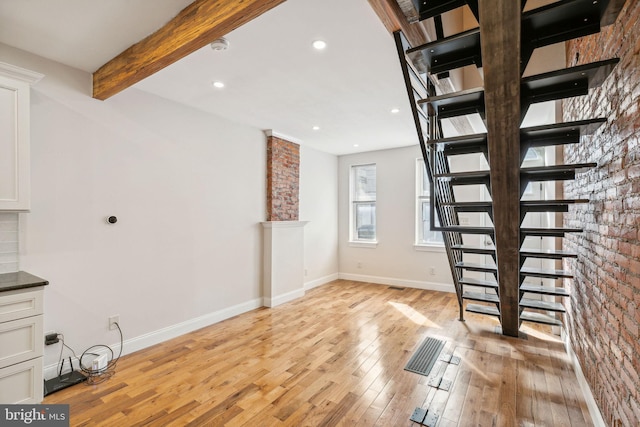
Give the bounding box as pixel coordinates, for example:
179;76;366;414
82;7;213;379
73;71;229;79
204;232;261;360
0;213;19;273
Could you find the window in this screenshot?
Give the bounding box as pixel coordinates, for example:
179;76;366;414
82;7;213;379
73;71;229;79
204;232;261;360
350;164;377;242
416;159;444;246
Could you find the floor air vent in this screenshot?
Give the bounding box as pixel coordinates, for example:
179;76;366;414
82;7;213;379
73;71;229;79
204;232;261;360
404;337;445;376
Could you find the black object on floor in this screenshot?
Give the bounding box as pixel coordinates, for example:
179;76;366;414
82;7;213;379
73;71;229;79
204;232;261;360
44;370;87;396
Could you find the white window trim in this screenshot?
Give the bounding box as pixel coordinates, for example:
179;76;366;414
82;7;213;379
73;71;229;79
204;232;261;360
349;241;378;248
415;158;444;250
414;243;445;252
349;163;377;244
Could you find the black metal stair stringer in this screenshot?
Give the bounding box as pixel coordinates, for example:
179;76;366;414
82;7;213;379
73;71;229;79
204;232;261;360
393;31;467;321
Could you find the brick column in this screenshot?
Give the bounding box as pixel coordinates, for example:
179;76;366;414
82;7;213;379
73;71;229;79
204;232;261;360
266;131;299;221
262;131;307;308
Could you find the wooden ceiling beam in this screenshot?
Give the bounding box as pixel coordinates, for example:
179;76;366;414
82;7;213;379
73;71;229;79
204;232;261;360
92;0;286;100
367;0;430;47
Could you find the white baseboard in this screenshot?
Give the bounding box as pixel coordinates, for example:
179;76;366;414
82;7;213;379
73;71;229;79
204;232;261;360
262;288;305;308
562;328;605;427
263;272;339;308
338;273;455;293
304;273;339;291
44;297;263;380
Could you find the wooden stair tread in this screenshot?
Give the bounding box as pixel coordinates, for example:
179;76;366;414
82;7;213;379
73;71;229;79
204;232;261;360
520;284;570;296
465;303;500;317
520;249;577;259
407;27;481;75
459;277;498;289
451;244;496;255
520;311;563;326
520;267;573;278
520;298;566;312
455;262;497;273
462;291;499;304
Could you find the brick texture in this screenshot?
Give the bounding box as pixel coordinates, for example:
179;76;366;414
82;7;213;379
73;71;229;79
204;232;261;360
266;135;300;221
563;1;640;425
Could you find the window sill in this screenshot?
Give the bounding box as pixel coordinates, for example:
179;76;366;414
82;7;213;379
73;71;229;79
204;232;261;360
349;241;378;248
414;244;445;252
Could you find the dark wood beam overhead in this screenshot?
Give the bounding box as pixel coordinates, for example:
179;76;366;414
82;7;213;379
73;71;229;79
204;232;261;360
367;0;430;47
92;0;286;100
478;0;521;336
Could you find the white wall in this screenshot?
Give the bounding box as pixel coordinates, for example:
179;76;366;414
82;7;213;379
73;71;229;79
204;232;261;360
338;145;455;290
0;43;337;374
300;146;339;287
0;213;19;273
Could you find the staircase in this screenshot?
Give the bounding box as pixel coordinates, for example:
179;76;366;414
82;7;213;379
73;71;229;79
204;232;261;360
394;0;623;336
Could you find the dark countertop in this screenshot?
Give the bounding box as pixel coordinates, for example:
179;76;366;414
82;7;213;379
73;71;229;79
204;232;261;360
0;271;49;293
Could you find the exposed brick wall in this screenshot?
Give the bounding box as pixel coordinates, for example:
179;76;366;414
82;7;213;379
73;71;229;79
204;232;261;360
563;1;640;425
266;135;300;221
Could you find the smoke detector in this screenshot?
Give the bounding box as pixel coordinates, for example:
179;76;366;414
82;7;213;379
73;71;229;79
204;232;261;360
210;38;230;51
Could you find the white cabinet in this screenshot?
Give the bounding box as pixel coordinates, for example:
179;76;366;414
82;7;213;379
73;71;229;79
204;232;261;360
0;287;44;404
0;62;43;212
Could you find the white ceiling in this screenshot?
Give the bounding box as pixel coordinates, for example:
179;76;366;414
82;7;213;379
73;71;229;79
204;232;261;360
0;0;420;155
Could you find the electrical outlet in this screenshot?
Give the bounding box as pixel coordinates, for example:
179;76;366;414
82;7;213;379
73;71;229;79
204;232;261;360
357;262;362;269
108;315;120;331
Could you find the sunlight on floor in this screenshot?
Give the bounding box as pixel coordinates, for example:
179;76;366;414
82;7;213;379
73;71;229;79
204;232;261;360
520;324;562;342
388;301;441;328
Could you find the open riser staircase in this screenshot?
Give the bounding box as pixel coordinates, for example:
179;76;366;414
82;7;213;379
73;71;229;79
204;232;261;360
394;0;623;336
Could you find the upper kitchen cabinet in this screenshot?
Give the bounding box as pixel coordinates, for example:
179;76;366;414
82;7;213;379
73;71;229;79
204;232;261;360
0;62;43;212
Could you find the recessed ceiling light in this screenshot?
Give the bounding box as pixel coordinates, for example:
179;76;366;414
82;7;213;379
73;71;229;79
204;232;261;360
312;126;320;131
391;108;400;114
312;40;327;50
212;81;225;88
354;144;359;147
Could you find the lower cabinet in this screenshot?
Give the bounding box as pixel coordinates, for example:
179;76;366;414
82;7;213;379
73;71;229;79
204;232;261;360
0;287;44;403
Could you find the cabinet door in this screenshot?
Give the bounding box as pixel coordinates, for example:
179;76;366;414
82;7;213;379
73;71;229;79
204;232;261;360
0;314;43;368
0;74;30;211
0;357;43;404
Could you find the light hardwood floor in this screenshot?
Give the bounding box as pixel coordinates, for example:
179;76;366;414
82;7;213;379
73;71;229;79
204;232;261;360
45;280;594;426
